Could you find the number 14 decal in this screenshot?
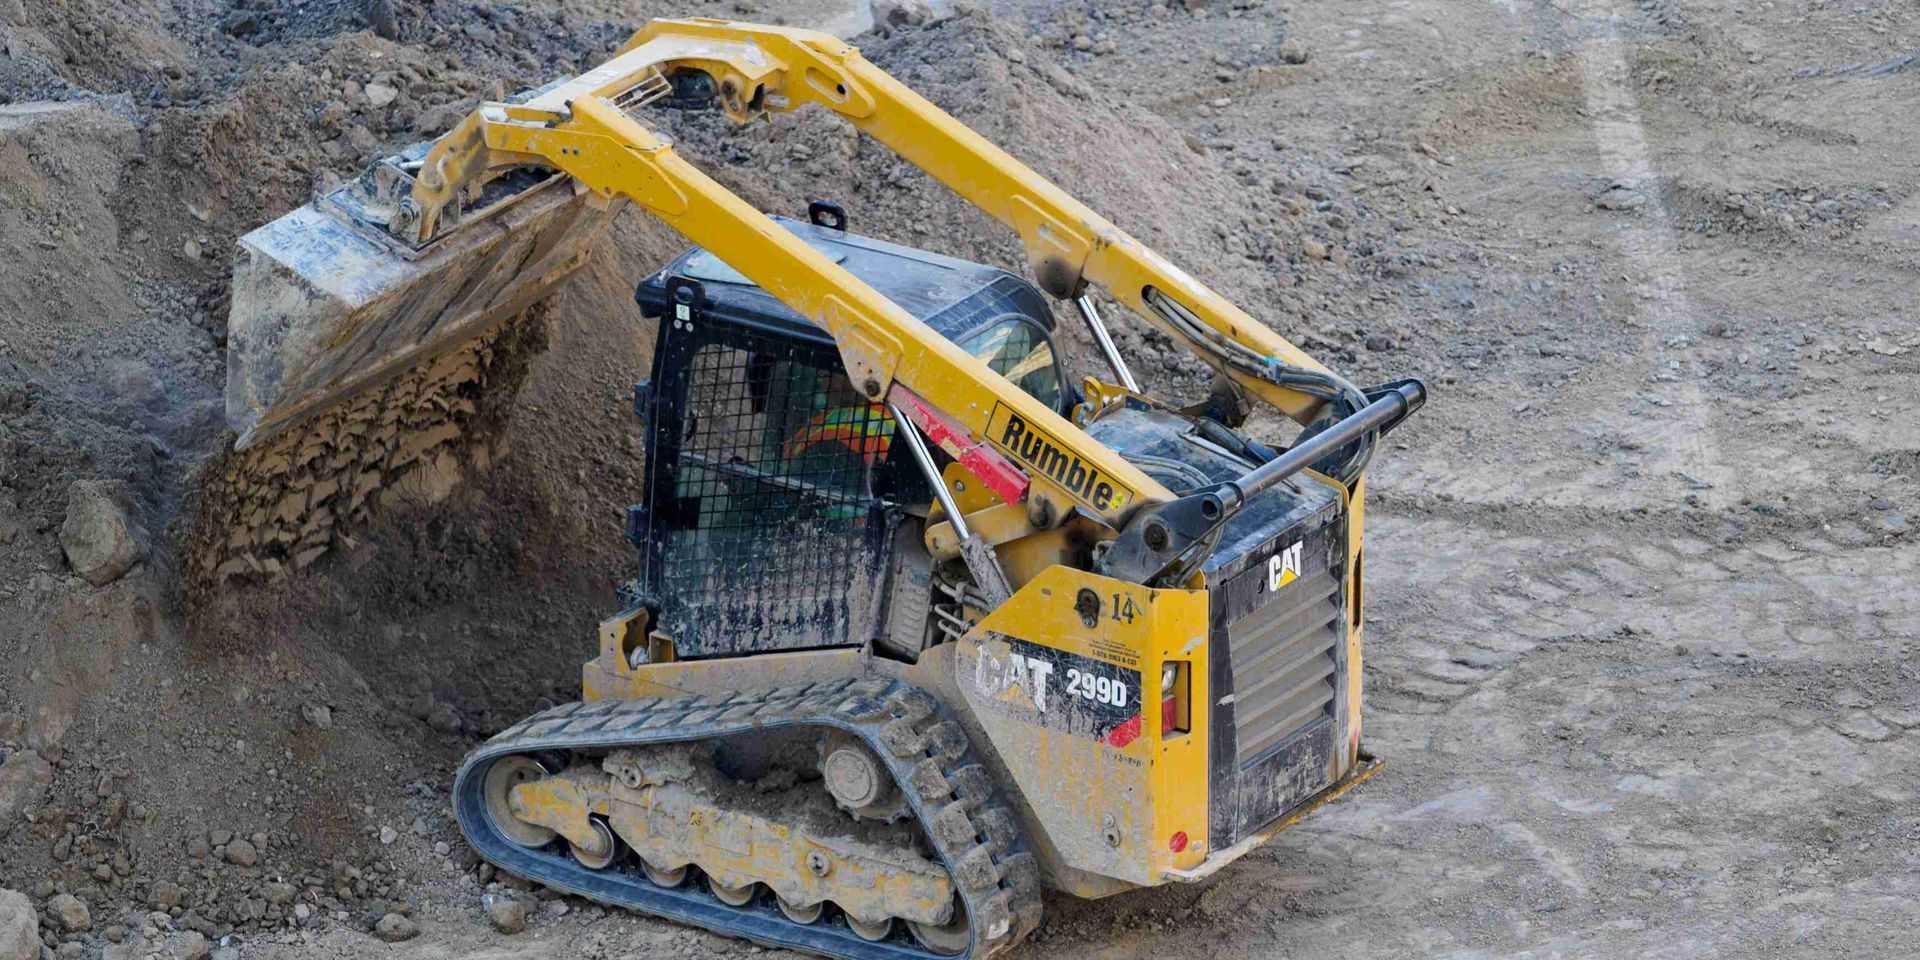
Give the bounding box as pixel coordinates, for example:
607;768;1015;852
1109;592;1141;624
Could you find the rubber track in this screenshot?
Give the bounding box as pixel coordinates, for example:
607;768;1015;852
452;678;1044;960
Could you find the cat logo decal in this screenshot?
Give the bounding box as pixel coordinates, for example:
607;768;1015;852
1267;540;1303;592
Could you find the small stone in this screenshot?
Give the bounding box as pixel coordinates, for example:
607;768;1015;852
147;881;180;911
378;826;398;846
223;838;258;867
433;841;451;857
426;704;462;734
1278;38;1310;64
162;930;207;960
292;904;310;922
45;893;90;933
260;883;295;907
1303;239;1329;260
220;10;257;36
299;703;333;730
373;913;417;942
1071;34;1091;51
366;0;398;39
484;896;526;935
186;836;211;859
364;83;400;109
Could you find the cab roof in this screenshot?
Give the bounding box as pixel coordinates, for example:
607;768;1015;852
634;215;1056;347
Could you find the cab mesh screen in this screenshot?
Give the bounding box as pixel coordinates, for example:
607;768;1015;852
651;335;895;655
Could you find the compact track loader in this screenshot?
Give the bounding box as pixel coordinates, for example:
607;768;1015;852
227;19;1424;960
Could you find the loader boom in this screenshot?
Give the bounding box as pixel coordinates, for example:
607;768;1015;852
386;18;1358;536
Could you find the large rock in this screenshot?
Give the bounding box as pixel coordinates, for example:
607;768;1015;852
0;751;52;830
59;480;146;586
0;889;36;960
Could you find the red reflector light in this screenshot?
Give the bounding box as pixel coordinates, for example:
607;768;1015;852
1169;831;1189;853
1161;693;1177;732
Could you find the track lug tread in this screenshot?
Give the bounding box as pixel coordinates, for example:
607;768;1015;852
951;845;998;891
879;717;926;758
884;688;938;723
923;721;968;762
905;758;952;802
946;765;992;809
976;808;1017;853
848;678;893;698
972;893;1014;940
927;801;975;852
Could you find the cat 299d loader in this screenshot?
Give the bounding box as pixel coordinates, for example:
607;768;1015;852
225;18;1424;960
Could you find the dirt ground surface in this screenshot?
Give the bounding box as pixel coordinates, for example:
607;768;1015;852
3;0;1919;958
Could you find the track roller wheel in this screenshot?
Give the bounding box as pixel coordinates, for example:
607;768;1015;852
482;756;557;849
777;897;824;924
846;914;894;942
908;897;970;956
710;879;758;907
641;860;687;888
570;818;619;870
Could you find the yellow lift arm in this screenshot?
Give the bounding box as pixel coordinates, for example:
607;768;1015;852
392;18;1352;534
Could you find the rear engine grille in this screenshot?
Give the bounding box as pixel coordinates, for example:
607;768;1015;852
1227;568;1342;764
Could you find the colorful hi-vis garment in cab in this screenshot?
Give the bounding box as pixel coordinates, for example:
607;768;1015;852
782;403;895;467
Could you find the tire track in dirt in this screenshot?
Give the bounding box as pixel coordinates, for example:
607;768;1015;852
1365;503;1920;744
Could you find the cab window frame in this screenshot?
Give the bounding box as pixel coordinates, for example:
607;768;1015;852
958;313;1070;415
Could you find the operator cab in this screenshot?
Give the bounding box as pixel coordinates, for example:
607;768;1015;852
628;209;1071;660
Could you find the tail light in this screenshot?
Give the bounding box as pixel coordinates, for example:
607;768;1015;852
1160;662;1189;736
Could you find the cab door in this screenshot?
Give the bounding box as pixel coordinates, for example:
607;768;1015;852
631;279;904;657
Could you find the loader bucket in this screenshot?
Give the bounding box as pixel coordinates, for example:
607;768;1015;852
225;151;618;450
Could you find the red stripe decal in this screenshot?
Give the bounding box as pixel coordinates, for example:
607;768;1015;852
1104;713;1143;749
888;386;1030;506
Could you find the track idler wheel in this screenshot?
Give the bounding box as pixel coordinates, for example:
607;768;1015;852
642;860;687;888
777;898;824;924
909;897;970;956
710;879;758;907
482;756;557;849
570;817;619;870
846;915;894;942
